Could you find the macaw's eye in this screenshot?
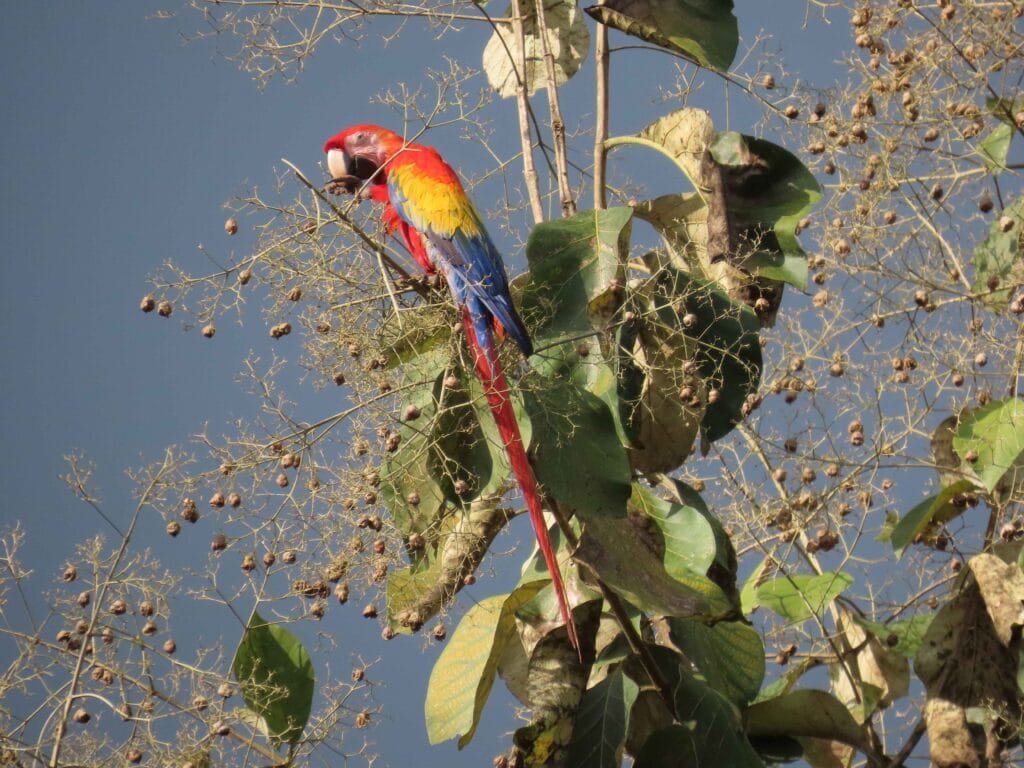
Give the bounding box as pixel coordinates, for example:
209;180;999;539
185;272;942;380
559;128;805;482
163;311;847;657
348;155;380;181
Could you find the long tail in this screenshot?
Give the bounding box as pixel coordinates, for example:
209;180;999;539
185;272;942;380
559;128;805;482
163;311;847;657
461;309;579;650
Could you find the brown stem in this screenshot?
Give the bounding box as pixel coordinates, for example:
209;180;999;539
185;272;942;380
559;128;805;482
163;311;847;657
593;4;609;211
511;0;544;224
531;0;576;216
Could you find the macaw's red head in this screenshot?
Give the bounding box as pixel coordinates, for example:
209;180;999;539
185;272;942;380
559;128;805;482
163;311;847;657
323;125;405;188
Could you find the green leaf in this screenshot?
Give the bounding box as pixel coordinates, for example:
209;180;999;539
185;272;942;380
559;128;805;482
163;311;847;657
381;362;451;557
425;581;547;747
740;557;775;615
521;371;632;517
632;484;716;577
980;97;1024;173
668;618;765;706
953;398;1024;493
567;665;639;768
852;614;935;658
585;0;738;72
708;132;822;291
427;369;508;504
575;513;733;620
651;265;762;445
633;725;700;768
521;206;633;346
980;123;1014;173
233;611;314;745
756;572;853;624
752;657;822;704
375;302;452;368
638;645;765;767
745;690;870;751
971;197;1024;309
890;480;977;556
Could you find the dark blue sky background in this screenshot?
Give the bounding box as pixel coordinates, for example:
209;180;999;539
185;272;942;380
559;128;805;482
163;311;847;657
0;2;847;765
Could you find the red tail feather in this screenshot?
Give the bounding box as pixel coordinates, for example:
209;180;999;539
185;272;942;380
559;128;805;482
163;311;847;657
461;311;579;650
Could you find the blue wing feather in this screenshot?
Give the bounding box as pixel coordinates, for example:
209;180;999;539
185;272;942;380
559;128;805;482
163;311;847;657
387;171;534;361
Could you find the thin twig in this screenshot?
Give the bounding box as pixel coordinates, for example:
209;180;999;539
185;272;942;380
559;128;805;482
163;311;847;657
511;0;544;223
531;0;576;216
593;0;609;211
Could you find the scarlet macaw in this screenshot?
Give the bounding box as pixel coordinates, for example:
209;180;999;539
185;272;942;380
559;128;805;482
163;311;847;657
324;125;578;649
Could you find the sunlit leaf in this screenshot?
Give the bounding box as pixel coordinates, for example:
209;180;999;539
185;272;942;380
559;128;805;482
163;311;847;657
745;690;870;751
953;398;1024;494
971;197;1024;309
425;581;547;747
889;480;977;556
853;614;935;658
233;611;314;745
483;0;590;98
631;484;716;577
756;572;852;624
585;0;738;72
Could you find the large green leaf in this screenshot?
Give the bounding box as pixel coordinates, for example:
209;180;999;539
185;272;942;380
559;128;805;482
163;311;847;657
585;0;738;72
852;614;935;659
889;480;977;556
427;369;508;504
575;512;734;619
756;572;853;624
233;611;314;745
953;398;1024;493
521;371;632;517
971;197;1024;308
634;645;764;767
567;666;639;768
631;484;716;577
667;618;764;706
708;132;822;291
651;265;762;445
381;359;451;557
521;206;633;346
745;690;870;751
425;581;547;747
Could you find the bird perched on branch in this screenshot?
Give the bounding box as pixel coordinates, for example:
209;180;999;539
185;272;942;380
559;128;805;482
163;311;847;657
324;125;578;649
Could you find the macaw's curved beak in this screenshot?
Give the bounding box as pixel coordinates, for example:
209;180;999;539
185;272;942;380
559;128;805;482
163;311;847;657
326;148;381;193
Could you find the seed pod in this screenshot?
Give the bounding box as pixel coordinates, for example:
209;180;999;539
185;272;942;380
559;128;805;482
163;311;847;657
288;286;303;302
201;324;216;338
211;533;227;552
73;707;90;724
276;473;289;488
142;620;158;636
773;468;787;483
209;491;225;508
77;591;91;608
140;295;155;313
974;352;988;367
282;550;296;564
362;604;378;619
224;217;238;235
163;639;176;654
433;624;447;641
761;74;775;89
335;583;350;604
157;301;173;318
181;498;199;523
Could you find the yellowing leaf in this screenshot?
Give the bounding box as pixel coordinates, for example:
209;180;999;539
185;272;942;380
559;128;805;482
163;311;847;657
483;0;590;98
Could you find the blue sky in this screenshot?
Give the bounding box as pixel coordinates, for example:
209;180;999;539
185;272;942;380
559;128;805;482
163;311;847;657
0;2;847;765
